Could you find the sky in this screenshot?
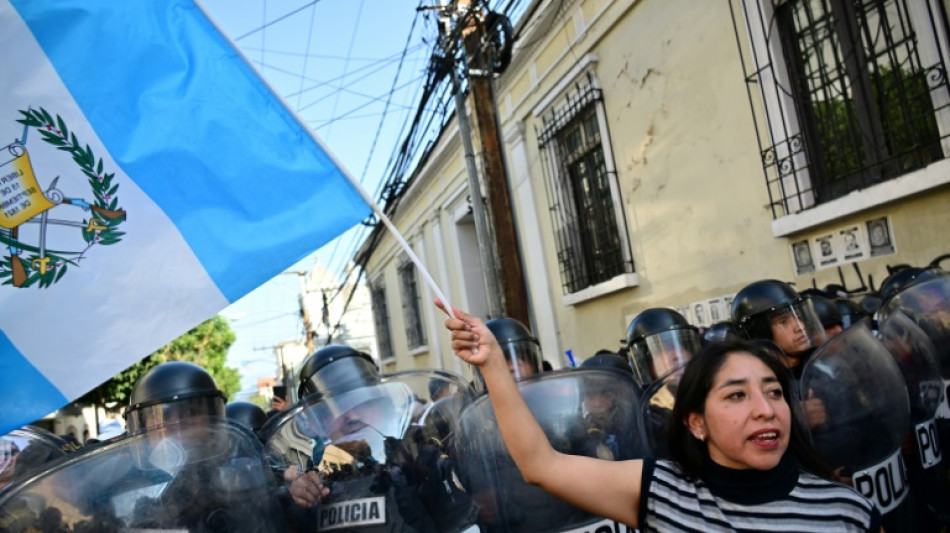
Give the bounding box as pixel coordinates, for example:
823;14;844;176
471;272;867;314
199;1;439;398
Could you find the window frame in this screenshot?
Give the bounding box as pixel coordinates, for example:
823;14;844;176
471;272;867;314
369;279;394;363
534;60;635;299
732;0;950;235
397;257;427;350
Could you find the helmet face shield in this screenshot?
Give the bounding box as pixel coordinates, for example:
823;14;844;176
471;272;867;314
761;300;826;358
580;372;626;428
499;339;541;381
127;395;225;434
631;328;701;387
295;382;414;466
299;352;379;400
0;427;66;490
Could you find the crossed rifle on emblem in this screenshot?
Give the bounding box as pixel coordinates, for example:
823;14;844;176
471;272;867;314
1;130;126;287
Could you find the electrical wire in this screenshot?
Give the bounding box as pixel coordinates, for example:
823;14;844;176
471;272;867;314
326;0;365;139
295;0;320;111
234;0;323;42
318;1;432;288
315;0;546;330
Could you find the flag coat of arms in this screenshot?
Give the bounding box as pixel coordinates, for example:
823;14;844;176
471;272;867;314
0;0;370;434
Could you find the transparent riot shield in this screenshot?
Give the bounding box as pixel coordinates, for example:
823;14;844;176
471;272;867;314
456;368;644;533
880;274;950;379
0;418;285;532
878;311;950;529
801;321;914;529
0;426;69;495
879;274;950;495
265;370;480;533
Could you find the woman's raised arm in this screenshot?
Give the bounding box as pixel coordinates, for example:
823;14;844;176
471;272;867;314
436;300;643;528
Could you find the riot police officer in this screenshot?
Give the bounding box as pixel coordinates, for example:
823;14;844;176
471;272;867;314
809;294;844;339
731;279;826;379
126;361;285;532
625;308;702;461
576;352;640;461
625;307;701;389
486;317;542;380
0;361;286;532
465;317;544;397
265;344;478;533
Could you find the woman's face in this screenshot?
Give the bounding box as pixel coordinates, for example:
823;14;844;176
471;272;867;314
689;352;791;470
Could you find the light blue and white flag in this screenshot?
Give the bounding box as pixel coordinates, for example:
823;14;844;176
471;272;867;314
0;0;371;435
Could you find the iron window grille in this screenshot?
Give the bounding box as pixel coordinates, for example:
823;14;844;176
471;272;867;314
731;0;950;218
537;75;634;295
370;282;393;361
398;260;427;349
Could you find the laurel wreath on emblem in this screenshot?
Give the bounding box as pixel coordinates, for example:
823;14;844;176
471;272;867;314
0;107;126;288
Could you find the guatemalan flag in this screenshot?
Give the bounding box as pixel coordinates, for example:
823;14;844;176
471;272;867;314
0;1;371;435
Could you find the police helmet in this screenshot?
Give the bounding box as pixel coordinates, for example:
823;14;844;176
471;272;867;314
879;266;946;304
732;279;825;356
486;317;542;379
822;284;848;299
225;401;267;434
580;350;633;375
859;294;883;317
880;267;926;304
126;361;225;434
834;298;867;329
297;344;379;400
626;308;700;387
797;288;827;299
809;295;843;329
703;320;742;344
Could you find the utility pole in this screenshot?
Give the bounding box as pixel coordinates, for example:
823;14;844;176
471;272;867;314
282;270;315;354
442;0;531;327
447;57;505;319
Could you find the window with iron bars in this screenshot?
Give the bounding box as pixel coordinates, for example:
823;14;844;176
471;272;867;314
370;282;393;361
731;0;950;218
537;78;634;295
398;260;426;349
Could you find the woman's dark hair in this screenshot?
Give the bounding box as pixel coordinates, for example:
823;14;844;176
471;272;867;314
667;340;833;481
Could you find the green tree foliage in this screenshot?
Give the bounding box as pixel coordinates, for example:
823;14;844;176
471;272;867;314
245;394;271;411
80;315;239;410
810;66;940;185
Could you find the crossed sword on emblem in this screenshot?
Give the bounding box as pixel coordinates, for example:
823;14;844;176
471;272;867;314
4;175;126;287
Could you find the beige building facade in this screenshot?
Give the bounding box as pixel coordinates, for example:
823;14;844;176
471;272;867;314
357;0;950;374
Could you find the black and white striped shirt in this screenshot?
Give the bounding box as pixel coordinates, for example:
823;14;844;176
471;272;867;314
639;458;880;532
